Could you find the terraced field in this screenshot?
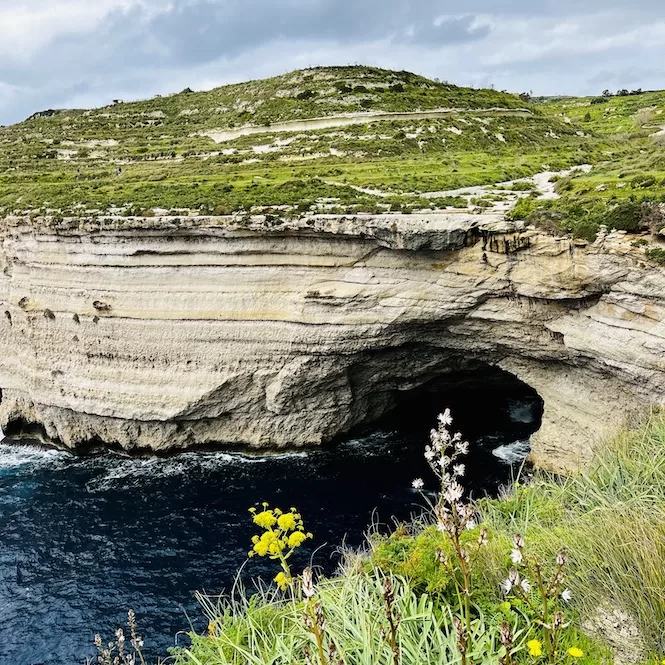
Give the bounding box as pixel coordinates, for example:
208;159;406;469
0;64;664;241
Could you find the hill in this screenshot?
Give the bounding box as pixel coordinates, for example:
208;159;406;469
0;66;595;218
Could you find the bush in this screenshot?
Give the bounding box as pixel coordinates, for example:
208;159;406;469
604;201;643;232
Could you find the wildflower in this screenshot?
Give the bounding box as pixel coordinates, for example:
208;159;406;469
253;509;277;529
438;409;453;427
444;481;463;504
501;578;513;594
520;578;532;594
277;512;298;531
499;621;513;650
567;647;584;658
527;639;543;657
513;534;525;549
287;531;308;548
412;478;424;490
478;528;488;546
556;550;568;566
453;463;465;477
561;588;572;602
511;548;523;564
455;440;469;455
274;571;290;590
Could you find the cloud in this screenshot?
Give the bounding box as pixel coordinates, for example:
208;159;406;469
0;0;663;124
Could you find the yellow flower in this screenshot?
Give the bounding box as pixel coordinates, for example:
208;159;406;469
268;538;286;555
277;512;298;531
274;571;290;590
527;639;543;657
253;510;277;529
567;647;584;658
287;531;308;548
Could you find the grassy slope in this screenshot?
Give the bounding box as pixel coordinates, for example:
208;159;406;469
511;91;665;241
0;65;594;217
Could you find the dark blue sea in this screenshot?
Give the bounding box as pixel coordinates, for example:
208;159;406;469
0;382;540;665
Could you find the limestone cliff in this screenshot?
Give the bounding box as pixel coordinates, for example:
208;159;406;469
0;212;662;471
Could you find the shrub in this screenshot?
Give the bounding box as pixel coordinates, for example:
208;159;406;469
604;201;643;232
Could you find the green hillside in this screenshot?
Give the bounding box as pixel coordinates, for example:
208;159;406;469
511;90;665;243
0;66;598;219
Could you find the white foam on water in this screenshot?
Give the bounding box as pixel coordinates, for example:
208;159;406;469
492;439;531;465
85;449;310;492
0;443;71;470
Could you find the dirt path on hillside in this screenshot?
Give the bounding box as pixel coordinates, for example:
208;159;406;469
324;164;592;213
201;107;531;143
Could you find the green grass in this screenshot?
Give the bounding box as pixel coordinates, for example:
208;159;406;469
174;573;532;665
479;410;665;657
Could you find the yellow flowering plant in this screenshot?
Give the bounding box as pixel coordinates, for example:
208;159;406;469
248;503;313;590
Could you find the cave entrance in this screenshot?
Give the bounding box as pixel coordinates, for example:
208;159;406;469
367;364;544;497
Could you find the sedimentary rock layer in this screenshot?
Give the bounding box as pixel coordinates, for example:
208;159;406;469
0;213;662;471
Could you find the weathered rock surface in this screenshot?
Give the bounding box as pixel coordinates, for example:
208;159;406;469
0;213;663;471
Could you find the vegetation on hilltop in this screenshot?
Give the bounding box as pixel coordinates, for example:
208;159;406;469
0;65;591;219
1;64;665;252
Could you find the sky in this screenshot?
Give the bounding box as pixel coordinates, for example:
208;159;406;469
0;0;663;125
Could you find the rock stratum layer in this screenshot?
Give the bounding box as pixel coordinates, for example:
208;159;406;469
0;213;663;471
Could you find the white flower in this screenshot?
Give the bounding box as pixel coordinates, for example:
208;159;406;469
501;578;513;594
438;456;451;468
513;534;525;549
438;409;453;427
455;441;469;455
453;464;465;477
561;588;572;603
511;548;523;565
444;482;463;504
424;447;436;461
520;578;532;594
412;478;424;490
478;528;488;546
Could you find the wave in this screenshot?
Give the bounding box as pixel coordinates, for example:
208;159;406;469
491;439;531;465
0;443;71;471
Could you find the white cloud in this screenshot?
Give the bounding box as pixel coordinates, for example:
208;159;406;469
0;0;138;60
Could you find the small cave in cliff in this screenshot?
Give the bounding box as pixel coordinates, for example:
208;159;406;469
354;364;544;496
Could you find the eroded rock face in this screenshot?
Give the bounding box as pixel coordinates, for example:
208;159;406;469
0;213;663;471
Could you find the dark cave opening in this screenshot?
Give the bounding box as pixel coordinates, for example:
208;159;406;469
376;364;544;442
356;363;545;496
